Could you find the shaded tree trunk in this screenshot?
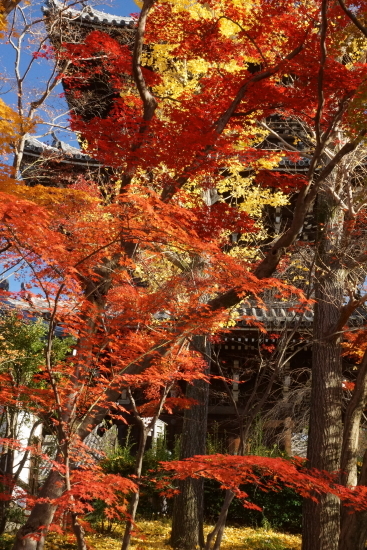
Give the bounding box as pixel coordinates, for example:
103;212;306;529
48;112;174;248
338;352;367;550
0;410;17;535
170;336;210;550
204;490;234;550
302;197;344;550
338;451;367;550
0;447;14;534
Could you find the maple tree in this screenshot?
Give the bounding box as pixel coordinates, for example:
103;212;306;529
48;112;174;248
2;0;367;549
0;186;242;550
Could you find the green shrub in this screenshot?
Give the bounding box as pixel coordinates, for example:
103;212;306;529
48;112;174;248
89;432;175;530
0;534;15;550
204;480;302;533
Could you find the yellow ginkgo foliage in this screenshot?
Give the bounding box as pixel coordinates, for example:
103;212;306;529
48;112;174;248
0;99;35;154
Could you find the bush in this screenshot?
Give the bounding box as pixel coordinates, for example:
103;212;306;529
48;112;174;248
0;534;15;550
91;423;302;533
88;432;176;531
204;480;302;533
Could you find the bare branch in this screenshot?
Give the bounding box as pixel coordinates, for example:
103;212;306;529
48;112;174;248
132;0;157;122
0;242;11;255
13;419;43;483
314;0;328;148
315;127;367;185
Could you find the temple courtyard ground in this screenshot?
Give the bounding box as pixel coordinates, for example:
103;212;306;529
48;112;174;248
1;521;301;549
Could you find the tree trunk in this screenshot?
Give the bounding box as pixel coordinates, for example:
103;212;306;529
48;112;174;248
121;423;148;550
71;513;88;550
170;336;210;550
204;490;234;550
302;198;344;550
338;448;367;550
0;409;17;535
11;469;64;550
302;279;343;550
338;352;367;550
0;443;15;534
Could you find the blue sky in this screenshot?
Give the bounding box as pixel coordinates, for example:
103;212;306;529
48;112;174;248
0;0;138;291
101;0;138;17
1;0;139;143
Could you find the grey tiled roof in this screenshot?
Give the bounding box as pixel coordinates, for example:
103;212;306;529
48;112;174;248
23;135;102;167
238;303;313;327
237;302;367;328
43;0;134;28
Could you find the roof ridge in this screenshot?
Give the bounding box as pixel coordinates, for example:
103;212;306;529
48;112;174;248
43;0;135;28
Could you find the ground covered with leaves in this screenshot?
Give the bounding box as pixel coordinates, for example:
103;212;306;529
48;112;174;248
1;521;301;549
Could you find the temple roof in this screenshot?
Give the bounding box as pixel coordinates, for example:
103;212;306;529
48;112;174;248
237;301;367;328
43;0;134;28
23;135;103;167
154;301;367;329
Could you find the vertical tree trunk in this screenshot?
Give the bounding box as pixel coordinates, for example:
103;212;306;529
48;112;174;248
0;447;14;534
338;447;367;550
12;469;64;550
70;513;88;550
0;426;15;535
204;490;234;550
302;197;344;550
1;410;17;535
121;424;148;550
338;352;367;550
170;336;210;550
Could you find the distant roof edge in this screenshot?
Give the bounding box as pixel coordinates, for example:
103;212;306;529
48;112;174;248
23;135;103;167
43;0;135;28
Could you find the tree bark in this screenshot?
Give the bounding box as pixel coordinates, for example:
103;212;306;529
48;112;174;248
0;409;17;535
338;449;367;550
302;280;343;550
70;513;88;550
338;352;367;550
12;469;64;550
302;197;344;550
0;448;14;534
338;447;367;550
121;423;148;550
0;434;15;534
204;490;234;550
170;336;210;550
